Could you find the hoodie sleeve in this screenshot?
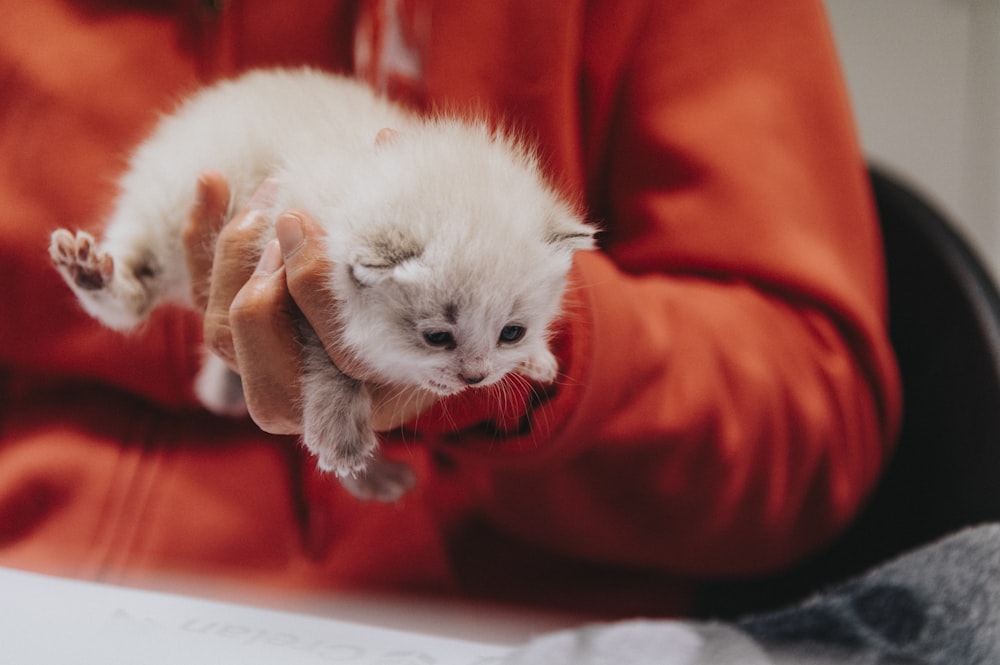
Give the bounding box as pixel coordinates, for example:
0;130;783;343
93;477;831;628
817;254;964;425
411;0;901;577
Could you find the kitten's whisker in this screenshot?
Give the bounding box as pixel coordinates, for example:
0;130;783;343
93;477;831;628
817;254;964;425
491;377;511;449
438;398;459;434
510;370;552;450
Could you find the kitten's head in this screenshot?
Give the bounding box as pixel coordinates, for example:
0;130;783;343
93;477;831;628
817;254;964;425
331;120;595;395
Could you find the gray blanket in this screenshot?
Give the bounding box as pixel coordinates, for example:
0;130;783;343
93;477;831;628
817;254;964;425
503;524;1000;664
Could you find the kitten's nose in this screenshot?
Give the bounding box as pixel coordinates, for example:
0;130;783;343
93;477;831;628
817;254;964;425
461;374;486;386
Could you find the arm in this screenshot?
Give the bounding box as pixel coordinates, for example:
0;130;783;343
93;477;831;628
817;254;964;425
416;0;901;576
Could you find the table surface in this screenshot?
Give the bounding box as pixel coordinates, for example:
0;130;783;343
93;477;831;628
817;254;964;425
0;567;589;664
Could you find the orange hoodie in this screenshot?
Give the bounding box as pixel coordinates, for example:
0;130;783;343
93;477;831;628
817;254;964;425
0;0;899;617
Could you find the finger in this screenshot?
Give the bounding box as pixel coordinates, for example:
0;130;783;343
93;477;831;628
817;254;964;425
229;239;303;434
202;179;279;370
274;211;362;375
182;171;230;312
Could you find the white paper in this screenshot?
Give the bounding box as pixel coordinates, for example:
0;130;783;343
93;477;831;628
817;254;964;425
0;567;512;665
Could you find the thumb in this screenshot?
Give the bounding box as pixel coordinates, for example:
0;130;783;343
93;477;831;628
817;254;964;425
275;211;364;377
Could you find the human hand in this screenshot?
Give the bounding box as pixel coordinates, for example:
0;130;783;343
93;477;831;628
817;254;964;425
182;171;439;435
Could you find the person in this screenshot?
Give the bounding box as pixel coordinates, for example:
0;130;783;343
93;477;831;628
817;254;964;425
0;0;900;618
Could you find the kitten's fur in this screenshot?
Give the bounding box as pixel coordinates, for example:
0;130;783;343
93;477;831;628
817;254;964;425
49;68;595;501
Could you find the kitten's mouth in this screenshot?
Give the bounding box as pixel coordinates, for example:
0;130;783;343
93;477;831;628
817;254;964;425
427;380;463;396
427;378;493;396
427;376;503;397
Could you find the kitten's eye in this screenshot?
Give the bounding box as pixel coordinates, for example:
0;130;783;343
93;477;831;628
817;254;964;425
498;325;526;344
423;330;455;348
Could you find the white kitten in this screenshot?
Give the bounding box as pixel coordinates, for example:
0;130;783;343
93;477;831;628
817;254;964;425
49;68;595;501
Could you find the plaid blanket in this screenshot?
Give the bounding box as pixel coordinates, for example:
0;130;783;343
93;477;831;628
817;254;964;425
504;524;1000;664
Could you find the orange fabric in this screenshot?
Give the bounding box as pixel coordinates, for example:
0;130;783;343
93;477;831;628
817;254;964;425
0;0;900;616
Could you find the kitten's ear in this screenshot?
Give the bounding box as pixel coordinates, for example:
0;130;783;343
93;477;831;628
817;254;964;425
546;211;596;252
349;229;426;287
350;262;393;288
350;257;428;287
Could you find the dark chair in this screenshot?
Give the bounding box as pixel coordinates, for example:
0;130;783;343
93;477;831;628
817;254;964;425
698;165;1000;618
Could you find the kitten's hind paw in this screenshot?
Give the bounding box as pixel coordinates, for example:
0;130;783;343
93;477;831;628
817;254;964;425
315;438;375;479
194;354;248;417
337;456;417;502
305;395;380;478
48;228;155;330
49;229;114;292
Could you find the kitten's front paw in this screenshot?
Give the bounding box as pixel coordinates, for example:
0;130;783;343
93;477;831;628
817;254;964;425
518;348;559;384
49;229;114;291
337;456;416;502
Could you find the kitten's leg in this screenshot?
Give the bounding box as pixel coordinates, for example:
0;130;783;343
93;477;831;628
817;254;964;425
49;229;155;331
299;331;377;475
306;375;416;503
299;329;414;501
194;353;248;416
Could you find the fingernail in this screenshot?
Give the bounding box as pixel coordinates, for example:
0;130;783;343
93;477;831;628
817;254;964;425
249;177;279;210
195;174;211;206
255;239;283;274
236;179;279;232
276;212;305;258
